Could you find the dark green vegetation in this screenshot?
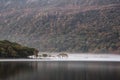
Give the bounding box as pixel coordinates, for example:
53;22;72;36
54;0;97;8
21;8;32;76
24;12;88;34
0;0;120;53
42;54;48;57
0;40;38;58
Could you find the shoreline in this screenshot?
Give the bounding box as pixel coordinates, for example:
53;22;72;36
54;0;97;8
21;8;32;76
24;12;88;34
1;54;120;62
0;58;120;62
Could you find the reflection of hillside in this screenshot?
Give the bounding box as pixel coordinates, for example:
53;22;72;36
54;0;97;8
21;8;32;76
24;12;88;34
0;62;34;79
0;62;120;80
27;62;120;80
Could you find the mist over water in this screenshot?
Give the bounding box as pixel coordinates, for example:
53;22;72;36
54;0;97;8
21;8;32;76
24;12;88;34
0;61;120;80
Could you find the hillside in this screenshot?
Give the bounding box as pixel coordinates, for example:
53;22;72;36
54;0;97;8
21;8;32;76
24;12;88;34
0;0;120;53
0;40;38;58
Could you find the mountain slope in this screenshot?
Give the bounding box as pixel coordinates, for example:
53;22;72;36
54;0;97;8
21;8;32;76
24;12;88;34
0;0;120;53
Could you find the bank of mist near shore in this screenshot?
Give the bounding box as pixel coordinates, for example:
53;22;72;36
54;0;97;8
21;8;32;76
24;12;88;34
0;0;120;53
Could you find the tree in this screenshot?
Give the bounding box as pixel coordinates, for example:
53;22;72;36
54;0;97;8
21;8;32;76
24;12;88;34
42;54;48;57
57;53;68;58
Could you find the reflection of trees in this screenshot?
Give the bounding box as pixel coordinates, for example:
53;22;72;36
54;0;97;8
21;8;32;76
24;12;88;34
0;62;34;79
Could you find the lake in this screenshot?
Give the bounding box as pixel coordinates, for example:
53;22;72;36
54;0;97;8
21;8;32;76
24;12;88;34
0;61;120;80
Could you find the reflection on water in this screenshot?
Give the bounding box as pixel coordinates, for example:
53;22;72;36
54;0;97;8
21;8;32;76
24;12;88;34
0;62;33;80
0;61;120;80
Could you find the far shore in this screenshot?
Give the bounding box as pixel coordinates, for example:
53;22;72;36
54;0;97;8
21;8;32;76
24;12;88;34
0;54;120;62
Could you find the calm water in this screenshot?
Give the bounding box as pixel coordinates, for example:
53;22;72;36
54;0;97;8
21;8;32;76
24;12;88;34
0;61;120;80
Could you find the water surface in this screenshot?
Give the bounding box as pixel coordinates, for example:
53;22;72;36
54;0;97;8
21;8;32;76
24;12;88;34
0;61;120;80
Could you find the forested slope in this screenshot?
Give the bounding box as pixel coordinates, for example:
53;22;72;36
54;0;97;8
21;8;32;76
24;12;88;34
0;0;120;53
